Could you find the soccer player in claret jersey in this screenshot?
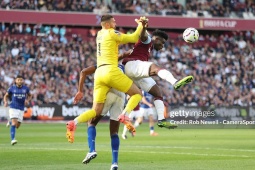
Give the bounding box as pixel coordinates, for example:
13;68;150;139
3;75;32;145
121;28;194;128
66;15;148;143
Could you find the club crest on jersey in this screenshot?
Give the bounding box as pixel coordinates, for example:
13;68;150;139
22;89;26;93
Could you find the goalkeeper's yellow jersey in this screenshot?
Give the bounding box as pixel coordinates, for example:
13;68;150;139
96;24;143;67
96;29;119;66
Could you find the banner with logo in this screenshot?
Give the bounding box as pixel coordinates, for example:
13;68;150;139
30;104;91;120
1;106;255;127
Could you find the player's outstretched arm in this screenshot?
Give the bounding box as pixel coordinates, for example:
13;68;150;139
73;65;96;104
110;17;148;44
139;17;149;42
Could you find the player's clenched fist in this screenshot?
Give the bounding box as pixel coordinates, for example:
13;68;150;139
139;16;149;22
135;16;148;28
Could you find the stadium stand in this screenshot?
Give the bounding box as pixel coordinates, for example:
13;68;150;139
0;22;255;107
0;0;254;18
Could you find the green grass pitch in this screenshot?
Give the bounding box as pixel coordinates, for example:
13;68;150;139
1;122;255;170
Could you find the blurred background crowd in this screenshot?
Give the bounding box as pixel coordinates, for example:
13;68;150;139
0;23;255;107
0;0;255;108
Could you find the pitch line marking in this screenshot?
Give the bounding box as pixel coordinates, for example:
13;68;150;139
2;147;253;158
2;143;254;153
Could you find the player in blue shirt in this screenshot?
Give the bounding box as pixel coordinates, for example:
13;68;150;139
4;75;32;145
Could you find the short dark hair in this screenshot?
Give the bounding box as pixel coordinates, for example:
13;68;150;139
152;29;168;41
16;75;24;79
101;15;113;22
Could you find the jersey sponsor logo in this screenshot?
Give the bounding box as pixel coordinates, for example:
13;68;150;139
13;94;26;99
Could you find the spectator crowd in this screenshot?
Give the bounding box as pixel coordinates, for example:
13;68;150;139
0;23;255;107
0;0;254;18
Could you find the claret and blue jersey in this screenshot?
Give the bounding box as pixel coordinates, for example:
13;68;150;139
7;85;30;111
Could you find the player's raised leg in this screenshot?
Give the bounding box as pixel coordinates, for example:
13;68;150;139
149;63;193;90
66;80;109;143
107;68;142;132
66;65;105;143
124;61;178;129
66;103;104;143
118;86;141;133
119;83;142;119
122;109;137;139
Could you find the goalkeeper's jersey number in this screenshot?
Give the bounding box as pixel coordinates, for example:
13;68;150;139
98;42;101;56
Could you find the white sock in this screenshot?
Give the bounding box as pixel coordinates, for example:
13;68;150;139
157;69;177;85
134;121;140;128
123;125;128;135
154;100;165;120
